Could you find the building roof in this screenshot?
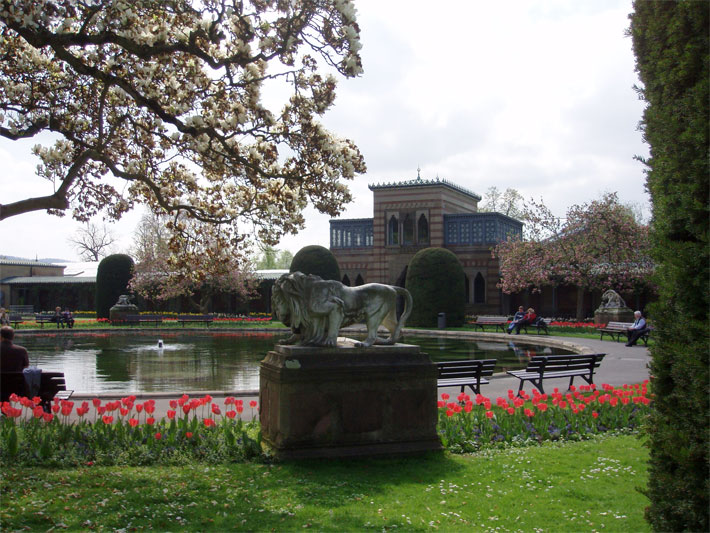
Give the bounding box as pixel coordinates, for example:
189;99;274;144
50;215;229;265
368;175;482;202
0;258;64;269
255;269;289;280
1;276;95;285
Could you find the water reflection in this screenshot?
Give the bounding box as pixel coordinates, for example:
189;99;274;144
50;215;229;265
16;331;571;394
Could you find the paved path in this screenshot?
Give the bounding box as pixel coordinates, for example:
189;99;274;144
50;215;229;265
63;333;649;423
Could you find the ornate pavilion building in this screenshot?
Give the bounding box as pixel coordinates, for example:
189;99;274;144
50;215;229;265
329;174;523;315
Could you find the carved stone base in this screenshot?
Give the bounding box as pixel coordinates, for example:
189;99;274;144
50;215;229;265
594;307;635;325
259;343;441;460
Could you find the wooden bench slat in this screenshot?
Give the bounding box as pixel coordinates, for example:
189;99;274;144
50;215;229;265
470;316;508;333
506;353;606;395
437;358;497;395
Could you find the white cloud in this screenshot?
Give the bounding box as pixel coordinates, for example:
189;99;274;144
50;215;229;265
0;0;650;260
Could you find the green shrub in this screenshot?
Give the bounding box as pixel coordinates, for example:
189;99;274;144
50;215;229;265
630;2;709;530
289;245;341;281
405;247;465;327
95;254;135;319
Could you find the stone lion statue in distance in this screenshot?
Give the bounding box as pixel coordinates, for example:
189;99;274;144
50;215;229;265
271;272;413;348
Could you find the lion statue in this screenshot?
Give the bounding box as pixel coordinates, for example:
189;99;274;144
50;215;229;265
271;272;413;348
599;289;626;309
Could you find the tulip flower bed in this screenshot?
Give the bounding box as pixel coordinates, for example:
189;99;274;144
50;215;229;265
1;383;650;468
0;395;263;467
437;382;651;453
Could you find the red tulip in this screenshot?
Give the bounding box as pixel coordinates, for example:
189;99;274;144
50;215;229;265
154;432;162;440
203;418;215;427
102;415;113;424
146;417;155;426
169;400;178;409
43;413;53;422
249;400;258;408
167;410;176;420
33;406;44;418
211;404;221;416
185;432;193;438
485;410;494;419
226;410;237;419
129;418;139;427
441;393;450;401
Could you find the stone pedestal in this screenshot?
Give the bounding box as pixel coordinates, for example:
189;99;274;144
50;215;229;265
109;295;138;323
259;343;441;459
594;308;635;325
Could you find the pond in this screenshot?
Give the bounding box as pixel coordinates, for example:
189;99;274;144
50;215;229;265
15;331;574;394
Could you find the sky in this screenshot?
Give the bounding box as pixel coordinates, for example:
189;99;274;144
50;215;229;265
0;0;650;263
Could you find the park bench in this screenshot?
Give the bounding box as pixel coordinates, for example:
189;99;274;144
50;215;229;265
506;353;606;395
599;322;652;345
437;359;497;395
470;316;508;333
124;314;163;326
0;370;73;411
520;317;552;335
177;314;214;327
7;313;24;327
34;313;58;328
8;305;34;314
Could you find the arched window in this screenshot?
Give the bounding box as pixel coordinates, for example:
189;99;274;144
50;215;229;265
355;274;365;286
388;215;399;245
464;274;470;303
474;273;486;304
417;213;429;244
342;275;351;286
402;213;414;245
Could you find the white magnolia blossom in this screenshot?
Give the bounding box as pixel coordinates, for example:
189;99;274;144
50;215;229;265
0;0;365;270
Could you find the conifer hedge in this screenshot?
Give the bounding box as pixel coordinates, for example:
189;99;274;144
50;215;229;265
95;254;135;319
405;247;465;328
630;2;709;530
289;245;341;281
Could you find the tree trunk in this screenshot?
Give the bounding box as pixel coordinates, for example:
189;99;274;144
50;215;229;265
576;286;585;322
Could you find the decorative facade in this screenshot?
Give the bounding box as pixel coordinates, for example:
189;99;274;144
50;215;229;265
329;175;523;314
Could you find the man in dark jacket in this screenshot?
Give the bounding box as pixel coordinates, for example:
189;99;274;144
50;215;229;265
1;326;29;371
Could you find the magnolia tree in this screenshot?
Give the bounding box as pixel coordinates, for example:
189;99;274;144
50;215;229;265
493;193;653;320
130;212;256;313
0;0;366;267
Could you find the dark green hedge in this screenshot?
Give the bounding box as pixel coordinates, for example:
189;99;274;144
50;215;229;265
289;245;341;281
95;254;135;319
630;1;709;530
405;247;465;327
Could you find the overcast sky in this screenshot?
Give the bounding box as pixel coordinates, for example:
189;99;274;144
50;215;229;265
0;0;649;262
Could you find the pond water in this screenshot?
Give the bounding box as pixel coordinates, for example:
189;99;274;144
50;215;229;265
15;331;573;394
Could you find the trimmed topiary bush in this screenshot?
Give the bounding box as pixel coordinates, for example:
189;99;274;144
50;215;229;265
289;245;341;281
95;254;135;319
405;247;465;327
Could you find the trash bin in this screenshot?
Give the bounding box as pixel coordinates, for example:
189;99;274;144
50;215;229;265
437;312;446;329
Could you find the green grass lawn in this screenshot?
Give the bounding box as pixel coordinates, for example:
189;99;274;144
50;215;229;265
0;434;649;532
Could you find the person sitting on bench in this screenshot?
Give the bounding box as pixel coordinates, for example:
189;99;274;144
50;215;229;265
625;311;647;347
507;306;526;334
62;308;75;329
514;307;537;335
1;325;29;371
